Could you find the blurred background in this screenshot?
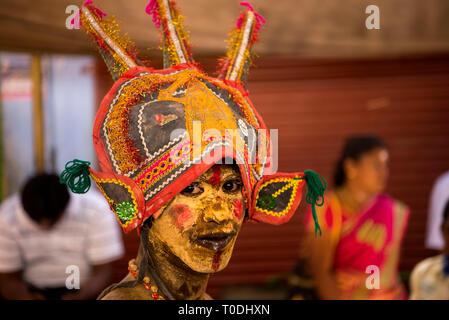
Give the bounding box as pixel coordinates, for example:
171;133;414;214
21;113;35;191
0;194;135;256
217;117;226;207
1;0;448;299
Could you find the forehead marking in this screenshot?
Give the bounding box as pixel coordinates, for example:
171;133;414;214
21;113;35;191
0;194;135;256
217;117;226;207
208;166;221;186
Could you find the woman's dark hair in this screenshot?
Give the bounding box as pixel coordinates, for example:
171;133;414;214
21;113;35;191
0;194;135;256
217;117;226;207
333;135;388;188
20;173;70;223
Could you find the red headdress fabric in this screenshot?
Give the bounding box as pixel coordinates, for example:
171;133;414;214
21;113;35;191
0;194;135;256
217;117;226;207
60;0;326;235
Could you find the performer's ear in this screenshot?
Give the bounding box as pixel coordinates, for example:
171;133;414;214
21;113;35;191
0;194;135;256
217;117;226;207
89;169;146;233
80;1;141;81
216;2;265;88
145;0;194;68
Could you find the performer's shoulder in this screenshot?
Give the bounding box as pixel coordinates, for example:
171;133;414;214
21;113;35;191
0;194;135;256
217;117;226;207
100;288;128;300
98;274;156;300
100;287;142;300
202;292;213;300
99;284;151;300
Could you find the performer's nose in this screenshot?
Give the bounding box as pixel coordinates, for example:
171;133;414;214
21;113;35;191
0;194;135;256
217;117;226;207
202;201;231;224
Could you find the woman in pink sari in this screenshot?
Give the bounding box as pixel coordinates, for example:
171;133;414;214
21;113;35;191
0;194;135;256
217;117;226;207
298;136;409;300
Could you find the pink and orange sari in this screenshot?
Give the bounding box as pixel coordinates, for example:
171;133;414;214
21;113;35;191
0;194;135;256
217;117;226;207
302;192;409;300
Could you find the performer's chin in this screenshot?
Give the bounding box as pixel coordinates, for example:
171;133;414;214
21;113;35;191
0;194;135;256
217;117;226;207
187;239;237;273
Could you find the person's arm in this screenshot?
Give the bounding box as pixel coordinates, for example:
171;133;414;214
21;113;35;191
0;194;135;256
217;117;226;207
0;271;44;300
62;263;113;300
305;230;341;300
301;195;341;300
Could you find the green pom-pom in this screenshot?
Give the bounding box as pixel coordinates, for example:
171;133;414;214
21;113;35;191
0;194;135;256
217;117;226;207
116;202;135;221
257;194;277;210
59;159;91;194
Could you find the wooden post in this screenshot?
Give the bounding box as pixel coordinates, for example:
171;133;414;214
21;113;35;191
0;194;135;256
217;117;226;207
31;54;44;172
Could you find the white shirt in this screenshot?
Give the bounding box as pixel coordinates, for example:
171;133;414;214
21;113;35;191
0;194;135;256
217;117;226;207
0;190;124;288
425;171;449;250
410;254;449;300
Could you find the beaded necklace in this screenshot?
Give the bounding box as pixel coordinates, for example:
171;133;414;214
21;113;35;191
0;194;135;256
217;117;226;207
127;258;211;300
128;259;165;300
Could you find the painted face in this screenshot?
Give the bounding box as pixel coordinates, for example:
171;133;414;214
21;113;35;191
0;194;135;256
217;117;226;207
148;164;246;273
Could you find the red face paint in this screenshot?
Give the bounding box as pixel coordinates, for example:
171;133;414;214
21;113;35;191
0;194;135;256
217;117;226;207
232;199;243;220
208;166;221;186
171;204;193;231
212;251;222;271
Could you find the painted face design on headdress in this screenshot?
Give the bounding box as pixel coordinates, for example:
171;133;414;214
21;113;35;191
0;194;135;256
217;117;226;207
61;0;326;236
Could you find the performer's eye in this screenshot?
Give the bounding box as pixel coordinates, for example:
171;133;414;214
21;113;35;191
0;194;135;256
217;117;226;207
222;179;242;194
181;183;204;196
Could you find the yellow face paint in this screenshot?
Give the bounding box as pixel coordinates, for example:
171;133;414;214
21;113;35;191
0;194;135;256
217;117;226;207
148;164;246;273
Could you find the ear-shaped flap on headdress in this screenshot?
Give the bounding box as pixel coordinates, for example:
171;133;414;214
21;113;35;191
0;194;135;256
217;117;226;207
89;169;146;233
217;2;266;87
250;173;306;225
250;170;327;236
79;0;141;81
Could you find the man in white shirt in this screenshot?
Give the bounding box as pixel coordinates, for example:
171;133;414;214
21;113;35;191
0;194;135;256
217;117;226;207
410;200;449;300
0;173;124;300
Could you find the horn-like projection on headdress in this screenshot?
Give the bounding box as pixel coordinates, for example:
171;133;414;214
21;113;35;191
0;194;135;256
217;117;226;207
217;2;266;86
79;0;141;81
146;0;194;68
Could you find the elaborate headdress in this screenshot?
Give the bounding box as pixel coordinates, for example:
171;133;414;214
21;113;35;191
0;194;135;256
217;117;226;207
60;0;326;235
